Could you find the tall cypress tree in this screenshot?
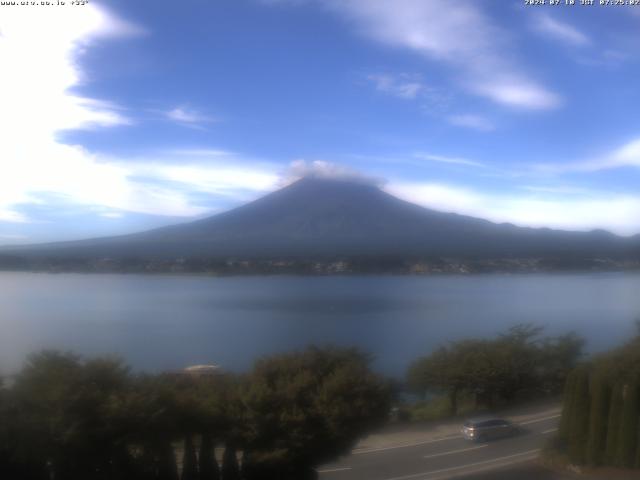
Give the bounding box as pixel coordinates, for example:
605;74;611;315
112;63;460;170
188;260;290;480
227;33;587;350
199;434;220;480
568;367;590;464
605;382;624;466
616;380;640;468
586;371;610;466
157;441;180;480
182;434;199;480
240;451;258;480
558;370;577;442
635;431;640;469
221;443;240;480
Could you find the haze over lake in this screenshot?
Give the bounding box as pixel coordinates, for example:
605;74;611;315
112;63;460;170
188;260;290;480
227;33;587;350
1;271;639;376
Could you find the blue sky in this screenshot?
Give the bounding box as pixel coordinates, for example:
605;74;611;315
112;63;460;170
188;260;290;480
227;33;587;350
2;0;640;244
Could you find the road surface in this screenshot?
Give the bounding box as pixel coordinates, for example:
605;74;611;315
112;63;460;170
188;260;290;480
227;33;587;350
318;407;560;480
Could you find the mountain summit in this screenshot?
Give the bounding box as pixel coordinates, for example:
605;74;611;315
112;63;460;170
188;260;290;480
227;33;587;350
3;177;638;260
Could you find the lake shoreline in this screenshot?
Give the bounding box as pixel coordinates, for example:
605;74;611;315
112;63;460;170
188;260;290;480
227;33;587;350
2;255;640;277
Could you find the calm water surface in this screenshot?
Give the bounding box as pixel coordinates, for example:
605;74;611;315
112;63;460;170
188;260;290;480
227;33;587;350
1;272;639;376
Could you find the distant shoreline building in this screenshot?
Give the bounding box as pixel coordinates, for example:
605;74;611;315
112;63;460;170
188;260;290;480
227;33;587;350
182;364;222;378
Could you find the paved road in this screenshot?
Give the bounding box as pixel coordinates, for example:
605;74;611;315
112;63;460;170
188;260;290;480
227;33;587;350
318;410;560;480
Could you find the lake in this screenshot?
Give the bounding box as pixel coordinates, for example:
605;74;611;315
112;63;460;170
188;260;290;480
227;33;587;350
1;272;639;377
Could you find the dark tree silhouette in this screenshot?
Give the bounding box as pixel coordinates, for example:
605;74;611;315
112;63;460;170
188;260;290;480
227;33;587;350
586;371;610;466
199;434;220;480
605;382;624;465
221;444;240;480
182;434;199;480
568;367;590;465
616;380;639;468
157;441;180;480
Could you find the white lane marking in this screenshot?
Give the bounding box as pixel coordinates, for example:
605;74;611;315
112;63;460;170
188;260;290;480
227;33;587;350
423;444;487;459
382;449;540;480
519;414;561;425
317;467;352;474
541;428;558;434
352;434;461;455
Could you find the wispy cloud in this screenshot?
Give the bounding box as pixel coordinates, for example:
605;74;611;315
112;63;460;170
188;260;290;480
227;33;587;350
0;234;28;241
387;181;640;236
324;0;561;110
414;153;486;168
366;73;426;99
533;14;590;47
286;160;384;186
0;209;28;223
124;157;280;199
535;137;640;174
363;71;454;120
446;113;495;132
518;185;592;195
165;106;217;129
100;212;125;219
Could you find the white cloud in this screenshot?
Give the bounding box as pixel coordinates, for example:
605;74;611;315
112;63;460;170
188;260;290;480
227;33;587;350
126;160;279;197
168;148;233;157
367;73;425;99
447;114;495;132
535;137;640;174
518;185;591;195
100;212;125;219
414;153;485;168
0;209;28;223
0;234;28;241
386;181;640;236
325;0;561;110
0;5;278;225
165;106;216;128
0;4;140;223
285;160;384;186
534;14;590;47
609;138;640;168
470;81;561;111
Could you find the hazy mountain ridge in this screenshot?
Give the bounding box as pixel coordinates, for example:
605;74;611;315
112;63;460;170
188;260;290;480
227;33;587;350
1;177;639;263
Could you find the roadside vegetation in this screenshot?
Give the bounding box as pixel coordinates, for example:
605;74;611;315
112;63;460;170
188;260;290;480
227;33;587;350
551;326;640;470
0;346;391;480
406;325;584;420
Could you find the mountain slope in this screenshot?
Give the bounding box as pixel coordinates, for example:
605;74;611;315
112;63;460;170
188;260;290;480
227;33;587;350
3;177;638;260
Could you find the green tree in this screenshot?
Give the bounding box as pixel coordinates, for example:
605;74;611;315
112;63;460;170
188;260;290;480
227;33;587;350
558;369;577;442
9;351;135;480
199;434;220;480
616;380;639;468
586;370;610;466
156;441;180;480
494;324;544;401
240;346;391;479
567;367;590;465
407;345;463;414
221;444;240;480
538;332;584;394
408;325;583;415
605;382;624;466
182;434;198;480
